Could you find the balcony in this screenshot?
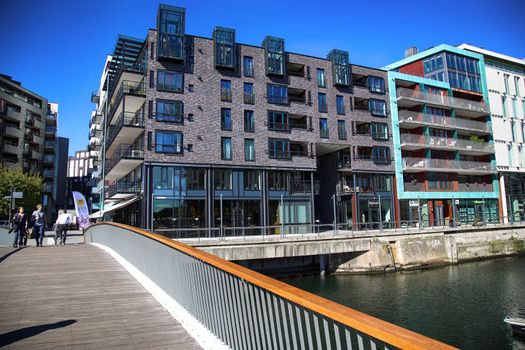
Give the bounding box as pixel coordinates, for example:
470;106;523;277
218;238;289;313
46;112;57;126
108;80;146;123
400;134;494;155
288;87;306;104
43;154;55;164
105;144;144;181
244;93;255;105
267;141;309;160
106;180;141;199
458;181;494;192
43;169;54;178
396;87;489;117
403;157;497;175
1;108;20;122
106;111;145;154
91;91;100;104
45;126;57;138
44;141;55;150
3;159;19;169
158;32;184;61
221;89;232;102
2;141;19;155
5;125;23;139
398;110;491;134
43;184;53;193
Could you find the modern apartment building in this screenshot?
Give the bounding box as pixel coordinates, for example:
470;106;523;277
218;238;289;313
91;4;394;232
458;44;525;222
0;74;60;223
55;136;70;211
385;45;500;226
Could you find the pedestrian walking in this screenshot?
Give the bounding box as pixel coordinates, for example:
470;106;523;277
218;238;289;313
54;210;71;245
31;204;46;247
12;207;28;248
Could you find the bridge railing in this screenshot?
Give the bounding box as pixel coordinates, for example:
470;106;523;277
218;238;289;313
85;222;456;350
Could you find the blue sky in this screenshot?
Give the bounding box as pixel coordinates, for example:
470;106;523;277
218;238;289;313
1;0;523;156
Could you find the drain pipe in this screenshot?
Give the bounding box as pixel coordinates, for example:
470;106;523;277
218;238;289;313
387;244;397;272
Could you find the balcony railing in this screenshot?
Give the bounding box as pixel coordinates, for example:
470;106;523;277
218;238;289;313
398;110;490;133
43;184;53;193
106;180;141;198
267;95;288;105
400;133;494;153
105;144;144;175
243;93;255;104
43;154;55;163
267;149;309;160
221;89;232;102
396;87;489;114
106;111;145;149
403;157;497;173
45;126;57;135
157;32;184;61
108;80;146;120
43;169;54;178
458;182;494;192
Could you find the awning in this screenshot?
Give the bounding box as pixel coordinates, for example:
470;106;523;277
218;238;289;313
89;196;140;218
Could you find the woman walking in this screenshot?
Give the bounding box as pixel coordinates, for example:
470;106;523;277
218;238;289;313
31;204;46;247
12;207;28;248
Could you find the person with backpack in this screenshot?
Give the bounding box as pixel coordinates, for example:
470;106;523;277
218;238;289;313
12;207;28;248
31;204;46;247
54;209;71;245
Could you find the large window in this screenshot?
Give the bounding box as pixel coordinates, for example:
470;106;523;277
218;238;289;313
369;99;386;117
372;174;391;192
244;170;260;190
153;199;205;230
267;84;288;104
268;171;289;191
371;123;389;140
221;80;232;102
268;139;290;159
186;168;205;190
214;169;232;190
156;6;185;60
221;108;232;131
337;120;346;140
372;146;390;164
243;83;254;104
157;71;184;92
268;111;288;131
423;54;444;73
368;76;385;93
155;131;183;153
319;118;329;138
156;100;183;123
336;95;345;115
221;137;232;160
328;49;350;86
213;27;235;68
318;93;327;113
317;68;326;87
445;53;481;92
263;36;285;75
243;56;254;77
244;110;254;132
244;139;255;161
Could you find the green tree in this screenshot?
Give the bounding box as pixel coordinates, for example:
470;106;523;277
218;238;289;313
0;168;43;219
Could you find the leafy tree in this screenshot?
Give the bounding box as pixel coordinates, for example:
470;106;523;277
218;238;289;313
0;168;43;219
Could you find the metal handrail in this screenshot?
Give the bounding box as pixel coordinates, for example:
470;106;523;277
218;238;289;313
86;222;456;350
398;110;490;132
400;133;494;153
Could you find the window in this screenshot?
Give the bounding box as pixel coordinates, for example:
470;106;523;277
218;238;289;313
244;110;254;132
268;111;288;131
213;27;235;68
244;170;260;190
372;174;391;192
319;118;329;138
337;120;346;140
244;83;254;104
155;131;183;153
268;171;288;191
372;147;390;164
502;96;507;117
515;76;521;97
243;56;254;77
369;99;386;117
214;169;232;190
504;74;510;94
156;100;183;123
221;108;232;131
221;137;232;160
221;80;232;102
317;68;326;88
318;93;327;113
511;120;516;142
336;95;345;115
186;168;205;190
423;54;444;73
268;139;290;159
267;84;288;104
244;139;255;161
157;6;185;60
263;36;285;75
328;49;350;86
368;76;385;93
157;71;183;92
371;123;388;140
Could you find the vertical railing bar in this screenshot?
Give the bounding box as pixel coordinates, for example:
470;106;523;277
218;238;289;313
264;291;279;350
254;287;269;350
287;302;299;350
370;338;377;350
334;323;342;350
280;298;292;350
357;333;364;350
217;270;234;348
231;275;247;350
209;266;226;343
248;284;263;350
294;306;305;350
227;275;243;350
234;277;250;350
197;261;212;330
313;314;323;350
241;282;257;350
186;259;199;319
272;295;285;350
203;264;219;337
304;310;314;350
345;329;353;350
323;317;332;350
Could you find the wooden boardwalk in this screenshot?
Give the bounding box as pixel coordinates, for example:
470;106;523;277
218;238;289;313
0;243;201;349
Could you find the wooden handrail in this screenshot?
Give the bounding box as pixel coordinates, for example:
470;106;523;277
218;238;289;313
87;222;457;350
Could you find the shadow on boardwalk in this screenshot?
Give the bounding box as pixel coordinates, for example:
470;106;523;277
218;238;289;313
0;320;76;347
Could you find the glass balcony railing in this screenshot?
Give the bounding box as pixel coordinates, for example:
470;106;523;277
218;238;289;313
108;80;145;120
396;87;489;114
106;111;145;149
403;157;496;173
244;93;255;104
398;110;490;133
105;144;144;175
400;134;494;153
106;180;142;198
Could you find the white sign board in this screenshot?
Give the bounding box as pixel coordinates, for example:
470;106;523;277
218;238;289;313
13;192;23;199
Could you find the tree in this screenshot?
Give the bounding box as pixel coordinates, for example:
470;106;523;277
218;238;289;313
0;168;43;219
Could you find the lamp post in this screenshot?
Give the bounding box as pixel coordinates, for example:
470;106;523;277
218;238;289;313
100;76;109;221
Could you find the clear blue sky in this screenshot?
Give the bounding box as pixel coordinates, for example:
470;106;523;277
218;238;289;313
1;0;523;156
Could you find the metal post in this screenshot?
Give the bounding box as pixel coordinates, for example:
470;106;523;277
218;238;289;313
418;197;422;229
378;194;383;231
220;194;223;240
482;197;486;225
280;194;284;237
8;186;14;227
452;197;456;228
332;193;337;235
508;194;513;224
100;80;109;221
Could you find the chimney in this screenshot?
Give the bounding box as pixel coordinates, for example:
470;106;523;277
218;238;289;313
405;46;419;58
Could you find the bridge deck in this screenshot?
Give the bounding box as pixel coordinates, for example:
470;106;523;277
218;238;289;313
0;244;201;349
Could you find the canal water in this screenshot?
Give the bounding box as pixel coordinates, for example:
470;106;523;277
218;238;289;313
285;256;525;349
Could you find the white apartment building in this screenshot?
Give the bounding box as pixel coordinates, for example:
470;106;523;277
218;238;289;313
459;44;525;221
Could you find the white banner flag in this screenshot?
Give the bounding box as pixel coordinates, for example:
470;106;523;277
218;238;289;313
72;191;90;230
